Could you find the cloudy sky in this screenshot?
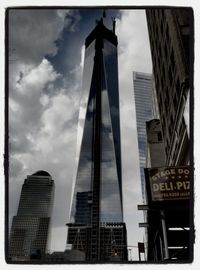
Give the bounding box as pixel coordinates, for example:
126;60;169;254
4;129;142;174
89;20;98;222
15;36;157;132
8;8;152;259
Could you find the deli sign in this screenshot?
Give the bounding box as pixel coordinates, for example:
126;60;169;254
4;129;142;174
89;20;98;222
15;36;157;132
147;166;190;201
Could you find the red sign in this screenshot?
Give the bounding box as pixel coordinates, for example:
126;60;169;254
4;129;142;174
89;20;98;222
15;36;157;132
147;166;190;201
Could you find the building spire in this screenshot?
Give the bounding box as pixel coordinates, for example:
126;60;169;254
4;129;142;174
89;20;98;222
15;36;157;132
96;9;105;26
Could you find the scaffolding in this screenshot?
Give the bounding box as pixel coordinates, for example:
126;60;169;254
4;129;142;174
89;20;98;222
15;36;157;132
66;222;128;262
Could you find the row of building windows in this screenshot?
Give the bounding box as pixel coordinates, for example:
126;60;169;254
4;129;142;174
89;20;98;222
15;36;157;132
147;9;190;166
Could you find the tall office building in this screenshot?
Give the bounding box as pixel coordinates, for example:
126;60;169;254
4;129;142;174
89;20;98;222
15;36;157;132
133;72;153;202
9;171;54;261
144;8;193;261
67;17;127;262
146;8;192;165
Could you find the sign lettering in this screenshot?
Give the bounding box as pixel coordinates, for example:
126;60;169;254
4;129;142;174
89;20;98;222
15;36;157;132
148;166;190;201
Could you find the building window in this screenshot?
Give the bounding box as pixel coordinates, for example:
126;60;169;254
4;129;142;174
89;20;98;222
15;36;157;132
157;131;162;141
164;98;168;113
164;42;168;59
166;24;169;41
161;9;165;19
176;77;180;96
170;49;175;71
170;114;174;126
158;43;162;58
165;87;170;103
169;125;172;138
160;20;164;35
173;93;178;108
168;67;173;86
162;65;165;80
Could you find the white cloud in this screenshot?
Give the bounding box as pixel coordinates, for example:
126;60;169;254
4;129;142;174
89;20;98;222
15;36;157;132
9;59;61;152
117;10;152;74
41;92;75;134
20;59;60;87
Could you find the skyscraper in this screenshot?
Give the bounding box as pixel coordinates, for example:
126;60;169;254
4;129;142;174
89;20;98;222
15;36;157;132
133;72;153;202
146;8;192;166
9;171;54;261
144;9;193;261
67;17;127;262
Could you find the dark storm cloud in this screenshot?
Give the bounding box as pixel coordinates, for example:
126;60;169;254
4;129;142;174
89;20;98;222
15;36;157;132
9;9;80;66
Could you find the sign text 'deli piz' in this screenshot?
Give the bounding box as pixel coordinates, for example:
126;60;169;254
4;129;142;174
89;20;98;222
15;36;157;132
148;167;190;201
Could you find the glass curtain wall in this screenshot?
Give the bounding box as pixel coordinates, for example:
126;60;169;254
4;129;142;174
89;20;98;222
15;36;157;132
70;22;123;226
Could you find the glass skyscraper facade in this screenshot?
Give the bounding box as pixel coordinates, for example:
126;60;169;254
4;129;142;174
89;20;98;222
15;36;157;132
67;18;127;261
133;72;153;202
9;171;54;261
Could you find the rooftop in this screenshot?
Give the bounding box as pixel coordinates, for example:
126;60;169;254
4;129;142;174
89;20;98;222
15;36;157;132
85;18;117;48
32;170;51;177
